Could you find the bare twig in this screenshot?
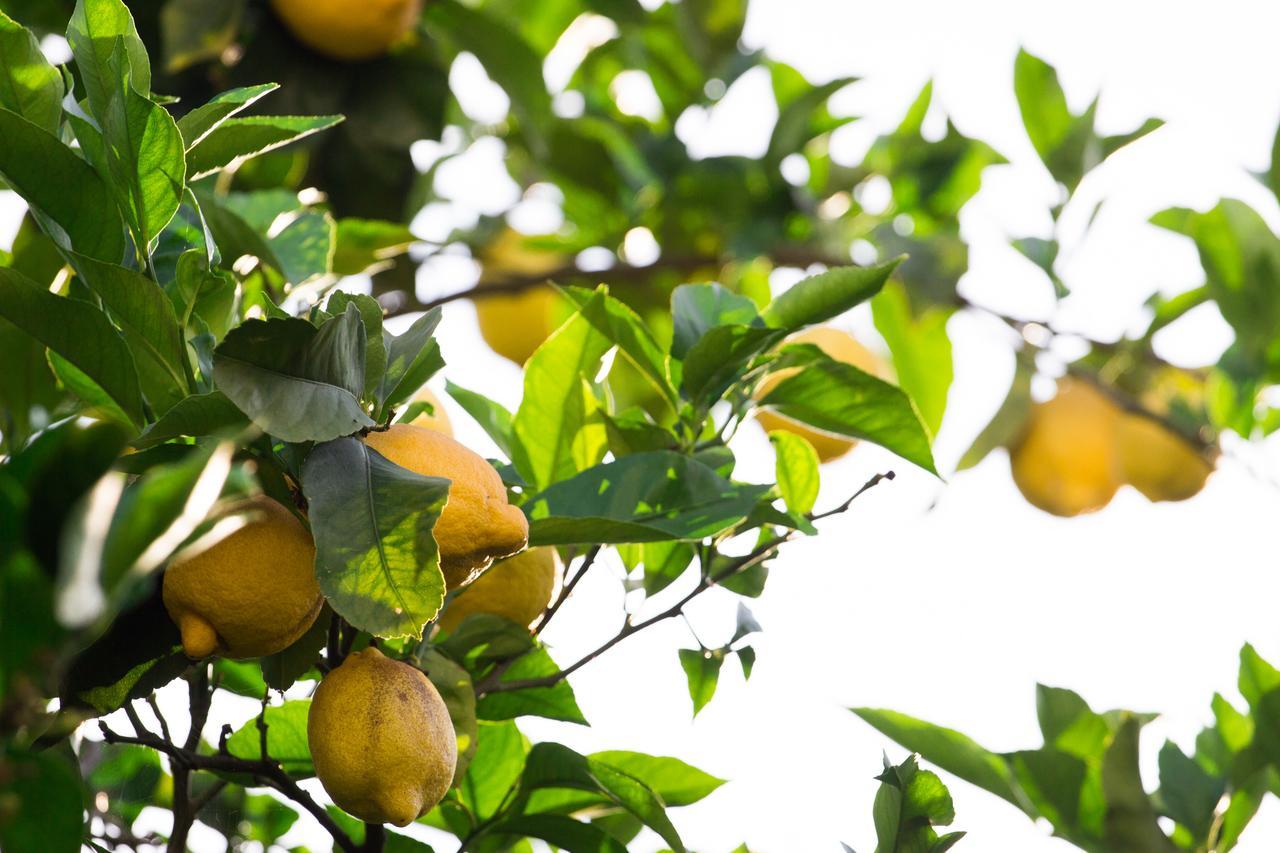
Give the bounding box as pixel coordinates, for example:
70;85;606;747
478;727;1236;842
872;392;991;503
145;695;171;744
363;822;386;852
478;472;895;697
532;545;601;638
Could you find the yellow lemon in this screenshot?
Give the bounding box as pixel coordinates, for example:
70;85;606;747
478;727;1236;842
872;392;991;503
1009;377;1122;517
270;0;422;62
437;546;559;634
162;497;322;659
474;230;566;365
1117;413;1214;502
755;326;885;463
308;647;456;826
362;425;528;589
408;386;453;437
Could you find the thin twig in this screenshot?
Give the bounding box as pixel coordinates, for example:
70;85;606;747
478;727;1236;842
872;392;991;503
145;695;171;744
533;546;601;637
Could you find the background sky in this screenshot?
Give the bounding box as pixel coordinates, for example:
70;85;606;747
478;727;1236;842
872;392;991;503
9;0;1280;850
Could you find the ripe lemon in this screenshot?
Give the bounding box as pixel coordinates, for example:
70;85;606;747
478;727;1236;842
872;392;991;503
162;497;322;659
474;230;566;365
1117;413;1213;502
270;0;422;62
408;386;453;437
1009;377;1122;517
308;647;456;826
362;425;528;589
437;546;559;634
755;326;885;463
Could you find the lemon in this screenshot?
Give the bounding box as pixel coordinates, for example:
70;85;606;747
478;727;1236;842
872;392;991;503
162;497;322;659
408;386;453;437
308;647;456;826
270;0;422;62
1117;413;1213;502
362;425;528;589
437;547;559;634
474;230;566;365
1009;377;1122;517
755;326;885;463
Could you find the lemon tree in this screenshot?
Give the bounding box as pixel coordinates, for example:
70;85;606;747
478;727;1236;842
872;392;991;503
0;0;1276;851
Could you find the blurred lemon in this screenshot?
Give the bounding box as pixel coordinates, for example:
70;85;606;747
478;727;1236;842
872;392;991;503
1117;413;1213;502
363;425;527;588
309;647;456;826
755;326;885;463
270;0;422;62
474;230;566;365
437;546;559;634
1009;377;1122;517
162;497;322;659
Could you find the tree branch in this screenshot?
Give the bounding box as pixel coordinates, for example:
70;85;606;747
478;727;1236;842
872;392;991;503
532;546;601;638
477;471;895;697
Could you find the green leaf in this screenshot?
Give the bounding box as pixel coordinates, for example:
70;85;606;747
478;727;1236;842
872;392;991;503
491;815;628;852
525;451;771;545
176;83;278;149
1156;741;1223;841
0;108;126;262
871;280;953;437
1237;643;1280;709
48;350;136;426
269;209;336;286
327;291;386;399
769;430;820;516
133;391;248;448
70;253;189;409
872;754;962;853
1006;748;1088;831
682;324;787;409
418;649;479;782
301;437;450;639
333;218;417;276
512;292;612;490
585;752;725;806
459;720;528;820
1101;714;1176;852
0;747;85;853
436;614;535;666
67;0;151;118
475;645;587;725
425;0;553;153
1100;118;1164;160
186;114;344;179
0;10;64;132
671;283;763;359
261;606;329;692
0;314;61;452
638;540;695;596
956;357;1032;471
565;286;677;409
445;381;517;460
759;353;937;474
518;743;686;852
160;0;246;73
377;308;444;413
212;307;374;443
760;260;902;329
225;700;314;777
0;267;145;427
1013;49;1074;171
679;648;723;716
853;708;1025;811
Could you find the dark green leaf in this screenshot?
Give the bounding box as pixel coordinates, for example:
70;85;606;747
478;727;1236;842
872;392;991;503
671;283;763;359
0;747;84;853
491;814;628;852
261;605;329;692
475;646;587;725
176;83;278;149
378;308;444;412
160;0;246;73
301;437;450;639
133;391;248;448
1101;714;1176;851
682;324;786;408
327;291;386;399
187;114;344;179
1156;741;1223;840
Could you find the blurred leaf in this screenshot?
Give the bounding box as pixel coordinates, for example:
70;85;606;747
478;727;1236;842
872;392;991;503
769;430;819;517
679;648;723;716
212;307;374;443
0;746;84;853
761;260;902;329
0;267;145;427
133;391;248;448
767;68;856;166
759;351;936;474
419;649;479;782
475;646;587;725
1156;741;1223;841
1013;49;1074;172
871;280;953;436
225;700;313;777
1101;714;1176;851
160;0;245;73
301;437;450;639
187;114;343;180
526;451;771;545
0;10;64;131
956;357;1032;471
333;218;417;276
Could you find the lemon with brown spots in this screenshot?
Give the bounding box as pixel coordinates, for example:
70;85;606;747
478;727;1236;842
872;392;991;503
162;497;322;659
1009;377;1123;517
755;326;886;463
308;647;456;826
363;424;528;589
437;547;559;634
270;0;422;62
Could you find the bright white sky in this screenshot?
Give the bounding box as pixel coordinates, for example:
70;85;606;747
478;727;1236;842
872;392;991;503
9;0;1280;851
